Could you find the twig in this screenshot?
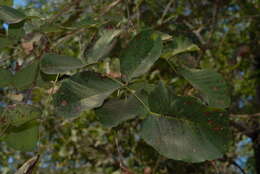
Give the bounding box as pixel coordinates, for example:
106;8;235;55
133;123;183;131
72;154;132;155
231;161;246;174
230;120;254;137
48;0;82;24
158;0;175;25
152;156;163;174
230;113;260;118
51;28;86;49
101;0;122;16
183;20;206;45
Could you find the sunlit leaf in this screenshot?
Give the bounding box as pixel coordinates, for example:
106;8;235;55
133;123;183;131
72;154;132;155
15;155;40;174
41;53;84;74
86;29;121;64
0;5;26;24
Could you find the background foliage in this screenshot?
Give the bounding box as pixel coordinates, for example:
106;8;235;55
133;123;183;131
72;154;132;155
0;0;260;174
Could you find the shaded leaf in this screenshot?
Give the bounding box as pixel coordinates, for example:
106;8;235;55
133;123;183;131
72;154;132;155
38;24;63;33
162;36;199;59
5;120;39;151
41;53;84;74
86;29;121;64
140;83;230;162
3;104;41;127
73;16;97;28
8;22;25;41
0;5;26;24
13;61;39;89
0;37;13;49
120;30;162;81
178;66;230;108
96;90;148;128
53;71;121;117
0;68;12;87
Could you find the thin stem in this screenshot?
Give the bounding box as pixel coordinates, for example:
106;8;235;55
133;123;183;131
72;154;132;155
47;0;82;24
47;74;60;104
101;0;122;16
166;59;177;73
106;76;152;114
231;161;246;174
128;88;151;113
0;124;10;138
152;156;163;174
158;0;175;25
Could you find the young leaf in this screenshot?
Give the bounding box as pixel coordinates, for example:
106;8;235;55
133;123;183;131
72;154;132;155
40;53;84;74
140;83;230;162
86;29;121;64
53;71;121;117
0;68;12;87
0;5;26;24
96;90;148;128
12;61;39;89
120;30;162;81
178;66;230;108
5;120;39;151
162;36;199;59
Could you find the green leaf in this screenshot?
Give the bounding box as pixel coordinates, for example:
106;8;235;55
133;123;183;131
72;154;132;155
41;53;84;74
178;66;230;108
38;24;63;33
5;120;39;151
120;30;162;81
86;30;121;64
0;0;13;6
73;16;97;28
162;36;200;59
3;104;41;127
12;61;39;89
0;68;12;87
53;71;121;117
0;5;26;24
140;83;230;162
96;90;148;128
8;22;25;42
0;37;13;49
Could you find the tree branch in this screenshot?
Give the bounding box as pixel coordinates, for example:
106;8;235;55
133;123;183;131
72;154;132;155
230;113;260;118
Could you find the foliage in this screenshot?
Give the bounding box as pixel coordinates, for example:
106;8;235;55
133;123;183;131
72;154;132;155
0;0;259;173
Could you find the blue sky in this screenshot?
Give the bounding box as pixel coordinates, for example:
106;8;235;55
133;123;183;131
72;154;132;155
14;0;27;7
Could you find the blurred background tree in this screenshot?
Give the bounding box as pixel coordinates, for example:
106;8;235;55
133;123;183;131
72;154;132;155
0;0;259;173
